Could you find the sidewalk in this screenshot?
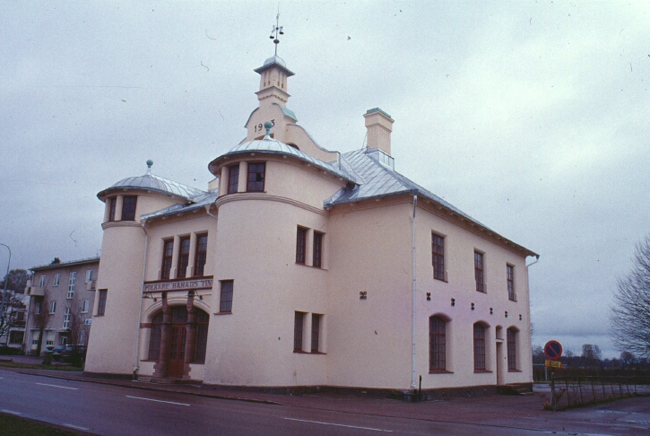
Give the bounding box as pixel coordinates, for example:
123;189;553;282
2;354;648;434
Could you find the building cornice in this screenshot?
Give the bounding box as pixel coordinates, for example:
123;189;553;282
216;193;328;217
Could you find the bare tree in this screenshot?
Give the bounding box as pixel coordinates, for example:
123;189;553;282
611;235;650;358
67;298;89;346
29;290;50;355
581;344;602;368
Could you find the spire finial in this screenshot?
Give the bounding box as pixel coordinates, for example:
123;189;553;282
269;7;284;56
146;159;154;175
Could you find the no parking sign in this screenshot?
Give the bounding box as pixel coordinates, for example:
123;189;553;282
544;340;562;368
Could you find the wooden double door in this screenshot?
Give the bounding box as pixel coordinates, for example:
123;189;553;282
167;323;187;378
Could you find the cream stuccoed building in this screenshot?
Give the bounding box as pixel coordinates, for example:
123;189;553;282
84;51;538;396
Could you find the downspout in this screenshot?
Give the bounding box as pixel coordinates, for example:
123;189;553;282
411;191;418;389
204;204;218;222
526;254;540;375
133;219;149;380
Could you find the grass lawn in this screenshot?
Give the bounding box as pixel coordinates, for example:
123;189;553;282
0;361;83;371
0;413;91;436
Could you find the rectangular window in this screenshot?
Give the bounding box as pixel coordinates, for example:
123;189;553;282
294;311;305;352
507;265;515;301
32;331;40;346
161;240;174;279
228;164;239;194
313;232;323;268
121;196;137;221
85;269;93;283
474;251;485;293
9;331;24;344
219;280;234;313
108;197;116;221
177;237;191;278
46;331;55;347
35;301;41;315
429;316;447;371
507;328;517;370
39;275;46;287
432;234;445;281
311;314;322;353
53;273;60;287
193;311;209;363
474;323;486;371
97;289;107;315
81;299;89;313
194;234;208;276
49;300;56;314
247;162;265;192
67;272;76;299
296;227;307;264
63;307;71;329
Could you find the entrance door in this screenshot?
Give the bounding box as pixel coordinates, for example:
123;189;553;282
167;325;186;378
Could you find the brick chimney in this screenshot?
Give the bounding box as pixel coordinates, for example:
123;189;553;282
364;108;394;155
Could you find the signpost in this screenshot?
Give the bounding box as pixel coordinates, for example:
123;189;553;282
544;340;562;369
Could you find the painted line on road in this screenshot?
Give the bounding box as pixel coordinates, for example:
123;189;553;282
126;395;190;407
283;417;393;433
35;382;78;390
1;409;22;416
64;423;90;431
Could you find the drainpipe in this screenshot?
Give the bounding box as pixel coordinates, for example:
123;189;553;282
526;254;540;374
204;204;218;222
411;191;418;389
133;219;149;380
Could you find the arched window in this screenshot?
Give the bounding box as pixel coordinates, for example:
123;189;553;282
148;312;163;360
429;316;447;371
507;328;517;370
473;323;486;371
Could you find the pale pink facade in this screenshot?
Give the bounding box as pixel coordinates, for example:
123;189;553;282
84;53;537;394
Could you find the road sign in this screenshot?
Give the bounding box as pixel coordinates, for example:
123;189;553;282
545;359;562;368
544;340;562;360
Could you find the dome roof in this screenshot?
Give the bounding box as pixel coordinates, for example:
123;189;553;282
254;55;294;77
98;172;204;200
213;136;356;183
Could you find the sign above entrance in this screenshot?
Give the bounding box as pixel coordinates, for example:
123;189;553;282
144;277;213;293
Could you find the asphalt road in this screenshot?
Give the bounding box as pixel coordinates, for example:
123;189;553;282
1;368;650;435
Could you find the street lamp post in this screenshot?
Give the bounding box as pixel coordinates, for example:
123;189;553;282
0;243;11;320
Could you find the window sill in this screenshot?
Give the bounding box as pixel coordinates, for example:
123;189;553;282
214;312;232;316
429;369;454;374
508;369;522;373
476;290;487;294
433;277;448;283
310;351;326;355
474;370;492;373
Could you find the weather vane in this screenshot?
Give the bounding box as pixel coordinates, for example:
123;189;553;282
269;8;284;56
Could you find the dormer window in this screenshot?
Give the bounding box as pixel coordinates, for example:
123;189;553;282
367;148;394;170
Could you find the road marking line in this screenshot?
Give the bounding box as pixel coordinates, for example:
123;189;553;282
64;424;90;431
1;409;22;415
283;417;393;432
35;382;78;390
126;395;190;406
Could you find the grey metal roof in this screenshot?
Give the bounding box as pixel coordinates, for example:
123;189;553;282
224;136;358;183
100;173;204;200
325;148;490;229
141;190;219;220
254;55;295;77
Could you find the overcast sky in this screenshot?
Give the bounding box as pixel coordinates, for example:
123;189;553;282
1;1;648;358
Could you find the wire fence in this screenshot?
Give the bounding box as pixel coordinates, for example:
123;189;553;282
548;376;650;411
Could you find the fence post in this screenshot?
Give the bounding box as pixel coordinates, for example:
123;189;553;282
566;379;571;407
551;376;556;412
578;378;584;405
590;378;595;402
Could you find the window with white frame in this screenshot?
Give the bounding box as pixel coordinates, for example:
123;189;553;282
85;269;92;283
39;275;46;287
63;307;71;328
81;299;89;313
49;301;56;314
53;273;60;287
46;331;55;346
67;272;76;299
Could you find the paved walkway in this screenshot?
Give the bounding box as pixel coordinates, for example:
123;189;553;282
2;355;650;435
